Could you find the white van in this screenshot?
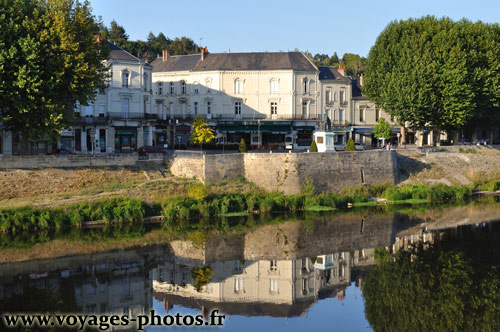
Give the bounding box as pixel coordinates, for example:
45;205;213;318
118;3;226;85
313;131;337;152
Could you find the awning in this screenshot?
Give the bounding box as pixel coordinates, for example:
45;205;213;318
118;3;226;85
260;125;291;134
115;130;137;135
293;126;316;131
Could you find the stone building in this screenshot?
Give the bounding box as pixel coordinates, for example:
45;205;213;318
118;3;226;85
151;48;321;150
71;42;153;154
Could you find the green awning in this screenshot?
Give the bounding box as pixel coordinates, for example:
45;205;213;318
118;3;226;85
260;125;291;134
115;130;137;135
293;126;316;131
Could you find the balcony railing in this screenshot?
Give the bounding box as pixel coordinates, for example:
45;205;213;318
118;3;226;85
108;113;157;120
75;116;108;125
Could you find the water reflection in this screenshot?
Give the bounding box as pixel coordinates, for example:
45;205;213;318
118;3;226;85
0;200;499;331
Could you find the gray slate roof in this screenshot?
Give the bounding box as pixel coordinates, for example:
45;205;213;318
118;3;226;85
318;66;351;83
107;41;151;67
152;52;317;73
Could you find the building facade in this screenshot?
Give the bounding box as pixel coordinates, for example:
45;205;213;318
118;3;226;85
151;48;322;150
71;42;153;154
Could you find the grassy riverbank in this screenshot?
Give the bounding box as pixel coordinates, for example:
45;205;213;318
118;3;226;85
0;178;482;233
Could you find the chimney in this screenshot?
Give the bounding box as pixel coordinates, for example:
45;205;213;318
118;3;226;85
95;34;102;46
201;47;209;61
360;73;364;86
338;65;346;77
162;48;169;62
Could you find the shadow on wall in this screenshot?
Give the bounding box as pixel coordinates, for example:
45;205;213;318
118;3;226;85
395;153;430;182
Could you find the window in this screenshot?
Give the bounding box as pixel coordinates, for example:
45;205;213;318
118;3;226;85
234;260;243;271
234;79;243;94
302;279;308;294
181;81;186;94
194;102;198;115
375;109;380;121
326;89;331;104
270;80;279;94
122;71;129;87
234;102;241;116
122;98;129;118
302;101;308;118
339;109;344;123
270;278;278;293
158;82;163;95
270;102;278;115
206;79;212;94
169;82;174;95
340;90;345;104
85;104;93;117
270;260;277;271
207;101;211;114
303;78;308;93
143;73;148;91
194;82;199;94
144;97;148;113
194;87;199;94
334;92;338;102
359;108;365;122
98;104;105;117
234;278;243;292
169;103;174;116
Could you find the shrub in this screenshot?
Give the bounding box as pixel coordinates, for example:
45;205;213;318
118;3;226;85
188;183;211;201
301;177;316;195
238;138;248;153
345;138;356;151
309;140;318;152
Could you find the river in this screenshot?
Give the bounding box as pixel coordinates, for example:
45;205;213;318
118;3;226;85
1;198;500;331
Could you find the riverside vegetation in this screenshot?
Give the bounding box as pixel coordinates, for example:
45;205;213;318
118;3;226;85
1;175;492;233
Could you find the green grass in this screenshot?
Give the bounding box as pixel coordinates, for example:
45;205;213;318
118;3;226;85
390;198;430;205
352;201;379;207
305;205;335;211
219;211;249;217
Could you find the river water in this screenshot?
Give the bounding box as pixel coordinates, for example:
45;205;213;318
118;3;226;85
1;199;500;331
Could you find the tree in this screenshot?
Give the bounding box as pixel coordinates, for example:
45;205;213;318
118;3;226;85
374;118;392;146
191;266;214;292
108;20;128;47
345;138;356;151
238;138;247;153
342;53;366;75
190;116;215;150
364;16;500;133
0;0;109;148
309;140;318;152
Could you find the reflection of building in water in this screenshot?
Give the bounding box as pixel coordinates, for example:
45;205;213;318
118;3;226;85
0;258;152;327
153;252;352;317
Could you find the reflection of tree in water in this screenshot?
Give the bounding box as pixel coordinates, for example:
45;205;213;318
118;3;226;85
0;278;78;331
363;224;500;332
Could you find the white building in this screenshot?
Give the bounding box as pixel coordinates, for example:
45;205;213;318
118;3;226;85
72;42;153;154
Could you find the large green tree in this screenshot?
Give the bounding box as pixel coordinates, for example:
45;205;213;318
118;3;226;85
0;0;109;144
364;16;500;132
190;116;215;150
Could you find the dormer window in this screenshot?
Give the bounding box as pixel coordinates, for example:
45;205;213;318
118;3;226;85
122;70;129;88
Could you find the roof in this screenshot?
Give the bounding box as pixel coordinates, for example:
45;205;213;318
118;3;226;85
151;54;200;72
153;292;315;317
318;66;351;83
152;52;317;73
107;41;151;67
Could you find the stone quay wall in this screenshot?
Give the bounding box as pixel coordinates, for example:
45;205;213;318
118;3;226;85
169;150;398;194
0;153;164;169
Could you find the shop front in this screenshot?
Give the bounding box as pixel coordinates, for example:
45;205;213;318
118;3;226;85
293;125;315;149
217;121;258;147
114;127;137;153
260;121;292;149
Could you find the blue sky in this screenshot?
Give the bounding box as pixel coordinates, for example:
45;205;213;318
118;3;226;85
91;0;500;57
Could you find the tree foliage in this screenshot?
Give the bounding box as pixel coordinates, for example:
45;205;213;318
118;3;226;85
345;138;356;151
190;116;215;149
191;266;214;292
101;21;201;62
0;0;109;140
373;118;392;140
363;229;500;332
364;16;500;131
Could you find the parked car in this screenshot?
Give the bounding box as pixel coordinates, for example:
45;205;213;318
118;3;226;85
137;146;168;155
354;143;366;151
334;144;346;151
439;140;452;146
460;139;472;145
477;139;489;146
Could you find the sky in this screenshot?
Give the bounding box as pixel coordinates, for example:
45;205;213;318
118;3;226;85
91;0;500;58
